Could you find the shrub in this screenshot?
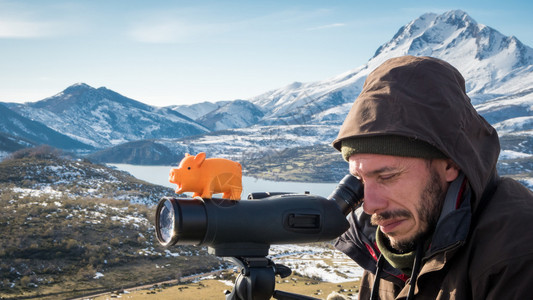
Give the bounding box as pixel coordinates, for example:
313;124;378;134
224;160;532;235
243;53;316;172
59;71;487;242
7;145;63;161
76;264;96;281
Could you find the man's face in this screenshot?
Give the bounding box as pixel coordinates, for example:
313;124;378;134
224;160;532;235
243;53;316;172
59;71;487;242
349;154;458;252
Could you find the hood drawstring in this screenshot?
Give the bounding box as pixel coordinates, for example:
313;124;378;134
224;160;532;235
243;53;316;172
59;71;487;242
406;241;424;300
370;254;384;300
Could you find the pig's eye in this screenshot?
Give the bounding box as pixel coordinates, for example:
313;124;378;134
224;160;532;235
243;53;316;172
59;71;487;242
187;167;191;170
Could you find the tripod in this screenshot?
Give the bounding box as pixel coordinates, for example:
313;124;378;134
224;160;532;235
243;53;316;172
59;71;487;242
224;257;320;300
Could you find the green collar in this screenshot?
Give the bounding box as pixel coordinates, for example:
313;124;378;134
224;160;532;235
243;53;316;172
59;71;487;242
375;229;417;276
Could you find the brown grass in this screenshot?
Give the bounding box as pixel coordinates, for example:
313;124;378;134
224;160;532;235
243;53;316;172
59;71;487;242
91;272;360;300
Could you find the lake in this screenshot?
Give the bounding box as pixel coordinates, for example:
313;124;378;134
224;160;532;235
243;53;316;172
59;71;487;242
109;164;340;199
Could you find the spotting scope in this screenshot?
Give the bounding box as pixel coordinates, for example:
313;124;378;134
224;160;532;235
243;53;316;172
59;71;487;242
155;174;364;257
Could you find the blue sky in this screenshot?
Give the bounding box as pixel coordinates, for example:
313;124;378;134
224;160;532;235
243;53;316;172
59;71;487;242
1;0;532;107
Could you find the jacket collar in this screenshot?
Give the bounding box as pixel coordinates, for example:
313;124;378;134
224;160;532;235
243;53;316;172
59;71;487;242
427;173;471;256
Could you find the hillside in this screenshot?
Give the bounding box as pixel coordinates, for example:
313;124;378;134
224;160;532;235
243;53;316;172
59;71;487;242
240;143;347;183
0;147;224;299
0;132;38;160
86;140;181;165
0;103;93;152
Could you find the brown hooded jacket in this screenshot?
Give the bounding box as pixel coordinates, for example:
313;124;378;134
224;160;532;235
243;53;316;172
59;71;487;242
332;56;533;299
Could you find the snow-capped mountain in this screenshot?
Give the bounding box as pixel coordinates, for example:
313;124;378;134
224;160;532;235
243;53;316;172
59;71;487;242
369;10;533;100
170;101;230;120
196;100;264;131
240;10;533;127
6;83;209;148
170;99;265;131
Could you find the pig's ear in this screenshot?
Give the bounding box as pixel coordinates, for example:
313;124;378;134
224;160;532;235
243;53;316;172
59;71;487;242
194;152;206;167
185;153;191;157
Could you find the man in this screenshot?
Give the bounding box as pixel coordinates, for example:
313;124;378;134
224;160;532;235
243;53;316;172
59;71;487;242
331;56;533;299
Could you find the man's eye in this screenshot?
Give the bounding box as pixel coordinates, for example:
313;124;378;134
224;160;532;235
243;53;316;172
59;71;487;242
379;174;397;181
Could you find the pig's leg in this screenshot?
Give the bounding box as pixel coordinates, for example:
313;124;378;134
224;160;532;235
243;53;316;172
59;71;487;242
224;187;242;200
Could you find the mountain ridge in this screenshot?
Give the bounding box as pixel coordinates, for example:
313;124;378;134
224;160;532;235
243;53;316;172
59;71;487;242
6;84;210;148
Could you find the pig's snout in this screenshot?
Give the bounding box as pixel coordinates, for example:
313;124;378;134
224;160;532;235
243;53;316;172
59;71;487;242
169;168;181;184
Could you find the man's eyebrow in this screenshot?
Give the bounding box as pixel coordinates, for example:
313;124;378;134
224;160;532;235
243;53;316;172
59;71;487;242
365;166;400;177
351;163;404;178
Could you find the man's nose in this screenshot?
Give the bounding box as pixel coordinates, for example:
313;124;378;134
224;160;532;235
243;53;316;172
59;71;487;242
362;181;388;215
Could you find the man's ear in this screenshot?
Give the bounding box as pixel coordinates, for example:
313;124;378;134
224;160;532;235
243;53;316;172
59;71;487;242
444;159;461;182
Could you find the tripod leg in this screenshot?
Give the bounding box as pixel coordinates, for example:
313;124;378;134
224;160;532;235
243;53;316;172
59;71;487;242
273;290;322;300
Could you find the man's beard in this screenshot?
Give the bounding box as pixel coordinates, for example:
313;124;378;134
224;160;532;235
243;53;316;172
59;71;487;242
371;168;447;252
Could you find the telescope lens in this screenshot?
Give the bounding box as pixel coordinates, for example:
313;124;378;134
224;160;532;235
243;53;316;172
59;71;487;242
158;200;175;244
155;197;208;247
156;198;180;246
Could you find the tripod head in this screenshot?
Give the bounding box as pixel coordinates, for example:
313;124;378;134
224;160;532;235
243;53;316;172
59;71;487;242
224;256;320;300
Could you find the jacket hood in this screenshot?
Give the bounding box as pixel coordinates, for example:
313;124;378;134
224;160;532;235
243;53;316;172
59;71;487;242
332;56;500;202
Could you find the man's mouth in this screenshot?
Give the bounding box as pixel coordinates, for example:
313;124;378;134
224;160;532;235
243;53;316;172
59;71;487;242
379;219;405;234
371;210;411;235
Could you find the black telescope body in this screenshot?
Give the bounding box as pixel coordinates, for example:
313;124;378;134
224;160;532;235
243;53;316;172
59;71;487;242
155;174;363;257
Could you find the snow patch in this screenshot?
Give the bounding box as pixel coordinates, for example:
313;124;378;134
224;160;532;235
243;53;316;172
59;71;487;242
499;150;532;160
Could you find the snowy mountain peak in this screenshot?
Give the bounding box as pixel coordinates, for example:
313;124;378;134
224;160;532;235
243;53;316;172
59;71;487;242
440;9;472;26
378;10;474;56
57;82;95;99
372;9;479;61
354;10;533;99
66;82;93;90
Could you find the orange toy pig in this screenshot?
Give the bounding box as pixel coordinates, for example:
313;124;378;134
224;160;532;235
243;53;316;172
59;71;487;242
169;152;243;200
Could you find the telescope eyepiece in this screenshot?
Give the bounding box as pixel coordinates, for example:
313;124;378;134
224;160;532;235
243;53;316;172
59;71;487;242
327;174;364;215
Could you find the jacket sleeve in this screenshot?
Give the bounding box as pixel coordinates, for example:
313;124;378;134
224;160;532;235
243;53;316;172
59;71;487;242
334;208;380;273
